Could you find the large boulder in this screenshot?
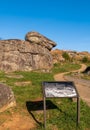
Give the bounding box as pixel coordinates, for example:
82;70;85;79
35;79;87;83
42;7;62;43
25;31;56;50
0;83;16;112
0;31;56;72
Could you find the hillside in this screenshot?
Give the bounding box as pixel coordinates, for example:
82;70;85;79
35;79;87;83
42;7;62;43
51;49;90;63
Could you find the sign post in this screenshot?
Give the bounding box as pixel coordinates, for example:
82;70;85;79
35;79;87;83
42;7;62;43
42;81;80;129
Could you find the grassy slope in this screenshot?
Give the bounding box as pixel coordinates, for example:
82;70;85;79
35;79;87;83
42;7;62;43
0;63;90;130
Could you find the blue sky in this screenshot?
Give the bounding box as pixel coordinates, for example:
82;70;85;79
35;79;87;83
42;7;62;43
0;0;90;52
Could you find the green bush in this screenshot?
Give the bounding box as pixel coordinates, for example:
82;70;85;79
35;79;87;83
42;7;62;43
62;52;70;61
82;56;89;63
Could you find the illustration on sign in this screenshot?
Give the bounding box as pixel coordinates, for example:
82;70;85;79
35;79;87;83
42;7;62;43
43;82;77;97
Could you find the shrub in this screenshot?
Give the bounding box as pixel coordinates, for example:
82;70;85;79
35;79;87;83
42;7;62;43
82;56;89;63
62;52;70;61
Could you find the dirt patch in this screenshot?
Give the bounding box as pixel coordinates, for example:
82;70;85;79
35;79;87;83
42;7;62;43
0;113;36;130
15;81;32;86
6;73;24;79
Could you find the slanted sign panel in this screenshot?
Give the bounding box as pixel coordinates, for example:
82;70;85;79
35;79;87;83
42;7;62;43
43;81;78;98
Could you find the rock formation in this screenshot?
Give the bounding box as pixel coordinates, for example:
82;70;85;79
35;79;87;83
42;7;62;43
83;66;90;75
0;31;56;72
25;31;56;50
0;83;16;112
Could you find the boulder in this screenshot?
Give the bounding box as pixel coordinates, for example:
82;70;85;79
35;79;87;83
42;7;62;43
0;31;56;72
83;66;90;75
25;31;56;50
0;83;16;112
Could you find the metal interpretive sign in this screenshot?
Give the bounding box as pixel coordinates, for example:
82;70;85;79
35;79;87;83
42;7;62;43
43;81;78;98
42;81;80;129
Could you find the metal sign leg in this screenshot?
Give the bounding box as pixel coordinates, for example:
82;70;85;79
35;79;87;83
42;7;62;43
44;96;46;129
77;96;80;126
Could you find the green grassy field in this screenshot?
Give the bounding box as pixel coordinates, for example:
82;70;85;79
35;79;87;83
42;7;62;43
0;63;90;130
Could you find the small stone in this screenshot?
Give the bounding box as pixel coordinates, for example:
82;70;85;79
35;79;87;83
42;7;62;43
15;81;32;87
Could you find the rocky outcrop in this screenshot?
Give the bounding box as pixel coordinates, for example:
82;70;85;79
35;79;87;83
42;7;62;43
51;49;90;63
0;31;56;72
0;83;16;112
25;32;56;50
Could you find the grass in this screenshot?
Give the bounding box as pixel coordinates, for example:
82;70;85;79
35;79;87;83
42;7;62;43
0;63;90;130
52;62;81;74
32;99;90;130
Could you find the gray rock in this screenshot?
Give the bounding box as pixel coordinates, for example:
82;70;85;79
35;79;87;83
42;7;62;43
0;32;56;72
0;83;16;112
25;31;57;50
